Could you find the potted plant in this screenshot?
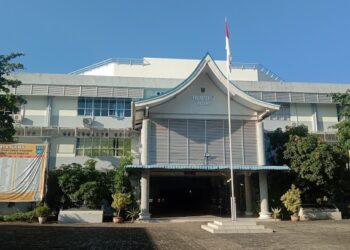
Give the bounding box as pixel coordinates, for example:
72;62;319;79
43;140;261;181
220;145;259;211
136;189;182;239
271;207;281;221
281;184;301;222
111;192;132;223
34;204;50;224
126;207;139;223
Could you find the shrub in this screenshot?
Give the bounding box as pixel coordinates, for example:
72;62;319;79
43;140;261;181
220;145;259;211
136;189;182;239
34;204;50;217
71;181;103;209
3;211;35;222
54;160;115;209
111;193;132;217
281;184;302;215
271;207;281;220
126;207;139;222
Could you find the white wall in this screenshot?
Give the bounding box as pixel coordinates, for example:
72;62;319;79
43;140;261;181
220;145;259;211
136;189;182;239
290;103;313;129
80;57;262;81
22;96;48;126
150;74;257;119
317;104;338;131
263;103;338;133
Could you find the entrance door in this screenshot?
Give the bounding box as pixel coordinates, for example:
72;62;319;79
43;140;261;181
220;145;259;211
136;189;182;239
149;175;228;217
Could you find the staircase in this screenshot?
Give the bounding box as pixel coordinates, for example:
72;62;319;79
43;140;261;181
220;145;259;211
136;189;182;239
201;220;273;234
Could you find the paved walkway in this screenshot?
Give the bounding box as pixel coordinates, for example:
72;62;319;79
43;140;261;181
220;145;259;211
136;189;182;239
1;220;350;249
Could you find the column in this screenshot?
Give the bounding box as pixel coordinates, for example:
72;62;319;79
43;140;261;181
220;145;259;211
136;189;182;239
244;173;253;216
139;169;151;220
259;171;271;219
311;103;318;132
140;119;150;165
46;96;52;127
256;120;271;219
139;118;151;220
256;121;266;166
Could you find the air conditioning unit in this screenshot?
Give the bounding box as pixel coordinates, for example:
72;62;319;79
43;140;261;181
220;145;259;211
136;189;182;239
13;114;22;124
83;118;93;127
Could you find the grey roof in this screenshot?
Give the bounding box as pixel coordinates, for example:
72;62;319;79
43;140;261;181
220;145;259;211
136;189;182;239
7;73;350;94
235;81;350;94
7;73;181;89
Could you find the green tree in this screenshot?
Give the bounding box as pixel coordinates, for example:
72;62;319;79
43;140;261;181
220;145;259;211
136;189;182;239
267;125;309;210
267;125;309;166
284;134;345;203
330;90;350;215
0;53;25;142
55;160;115;209
114;154;133;193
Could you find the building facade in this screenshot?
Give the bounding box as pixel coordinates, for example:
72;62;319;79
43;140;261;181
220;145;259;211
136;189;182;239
4;54;348;217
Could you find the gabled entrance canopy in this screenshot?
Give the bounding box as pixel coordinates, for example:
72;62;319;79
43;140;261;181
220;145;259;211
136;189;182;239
133;53;279;127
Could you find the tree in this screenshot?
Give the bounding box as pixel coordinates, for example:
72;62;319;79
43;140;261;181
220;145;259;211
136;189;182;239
114;154;133;193
267;125;309;209
0;53;25;142
284;134;345;203
267;125;309;166
330;90;350;215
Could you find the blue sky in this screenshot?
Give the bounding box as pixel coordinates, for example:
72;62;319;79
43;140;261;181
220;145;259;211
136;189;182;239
1;0;350;83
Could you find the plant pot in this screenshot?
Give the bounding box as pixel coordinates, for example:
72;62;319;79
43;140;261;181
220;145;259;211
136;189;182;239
113;217;123;224
38;216;47;224
290;214;299;222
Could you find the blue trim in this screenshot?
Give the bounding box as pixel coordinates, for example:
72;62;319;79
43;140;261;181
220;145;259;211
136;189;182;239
126;164;289;171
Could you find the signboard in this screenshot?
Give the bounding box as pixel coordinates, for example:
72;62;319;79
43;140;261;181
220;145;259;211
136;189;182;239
192;95;214;106
0;144;47;202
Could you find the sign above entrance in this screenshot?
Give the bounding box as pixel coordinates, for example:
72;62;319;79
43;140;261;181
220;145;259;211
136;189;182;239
192;95;214;106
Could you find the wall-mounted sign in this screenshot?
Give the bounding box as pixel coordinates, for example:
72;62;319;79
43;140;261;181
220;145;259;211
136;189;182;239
192;95;214;106
0;144;47;202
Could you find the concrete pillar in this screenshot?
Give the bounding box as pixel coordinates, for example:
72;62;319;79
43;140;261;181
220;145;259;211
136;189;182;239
140;119;150;165
139;169;151;220
256;121;271;219
256;121;266;166
311;104;322;132
139;118;151;220
259;171;271;219
46;96;52;127
244;173;253;216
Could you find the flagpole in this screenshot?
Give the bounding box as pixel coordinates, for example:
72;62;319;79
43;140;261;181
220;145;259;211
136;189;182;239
225;18;236;222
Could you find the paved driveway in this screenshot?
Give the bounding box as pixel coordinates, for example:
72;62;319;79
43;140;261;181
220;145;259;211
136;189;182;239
1;220;350;249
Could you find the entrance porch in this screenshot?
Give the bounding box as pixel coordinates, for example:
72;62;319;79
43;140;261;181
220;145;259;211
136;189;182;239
127;165;289;220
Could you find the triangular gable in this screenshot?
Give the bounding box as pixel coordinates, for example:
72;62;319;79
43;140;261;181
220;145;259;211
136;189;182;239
134;53;279;125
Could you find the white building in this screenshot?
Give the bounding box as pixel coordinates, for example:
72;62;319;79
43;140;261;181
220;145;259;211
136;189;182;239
5;54;348;218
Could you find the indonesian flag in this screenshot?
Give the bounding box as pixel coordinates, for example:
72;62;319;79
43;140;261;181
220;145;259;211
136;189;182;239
225;18;231;74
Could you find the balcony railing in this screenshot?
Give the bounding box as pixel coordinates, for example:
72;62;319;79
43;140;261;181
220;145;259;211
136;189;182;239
14;126;132;138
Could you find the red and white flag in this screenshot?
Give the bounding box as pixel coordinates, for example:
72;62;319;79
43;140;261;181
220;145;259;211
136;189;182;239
225;18;231;74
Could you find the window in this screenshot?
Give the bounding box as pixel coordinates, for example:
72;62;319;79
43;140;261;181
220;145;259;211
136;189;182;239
270;103;290;121
76;138;131;157
78;97;131;118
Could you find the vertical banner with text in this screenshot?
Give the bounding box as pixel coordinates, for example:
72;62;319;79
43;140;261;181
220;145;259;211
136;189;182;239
0;144;47;202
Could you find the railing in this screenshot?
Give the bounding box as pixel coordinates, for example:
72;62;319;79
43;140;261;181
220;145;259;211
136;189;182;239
69;58;150;75
14;126;132;138
231;62;283;81
312;132;338;143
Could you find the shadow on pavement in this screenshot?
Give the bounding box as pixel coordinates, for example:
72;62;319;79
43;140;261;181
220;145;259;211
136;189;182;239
0;224;155;250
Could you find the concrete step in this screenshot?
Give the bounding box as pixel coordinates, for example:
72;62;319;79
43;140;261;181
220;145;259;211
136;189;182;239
213;220;257;226
207;222;265;230
202;220;273;234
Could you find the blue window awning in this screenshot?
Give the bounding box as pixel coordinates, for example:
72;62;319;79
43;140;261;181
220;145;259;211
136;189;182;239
126;164;289;171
